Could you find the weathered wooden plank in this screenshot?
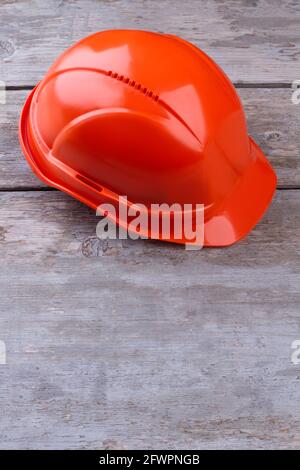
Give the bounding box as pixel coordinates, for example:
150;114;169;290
0;0;299;86
0;190;299;449
1;88;299;189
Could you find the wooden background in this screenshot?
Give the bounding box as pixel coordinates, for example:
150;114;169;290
0;0;299;450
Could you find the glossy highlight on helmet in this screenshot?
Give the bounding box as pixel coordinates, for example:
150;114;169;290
19;30;277;246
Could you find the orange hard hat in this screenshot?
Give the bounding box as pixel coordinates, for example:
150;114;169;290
19;30;276;246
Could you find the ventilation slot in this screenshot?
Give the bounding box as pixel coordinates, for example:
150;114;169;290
107;70;159;102
76;174;103;193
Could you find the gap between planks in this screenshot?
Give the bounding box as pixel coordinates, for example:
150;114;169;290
0;187;299;193
6;83;293;91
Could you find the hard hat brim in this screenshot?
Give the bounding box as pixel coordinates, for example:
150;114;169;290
204;138;277;246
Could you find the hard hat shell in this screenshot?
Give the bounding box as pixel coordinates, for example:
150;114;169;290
19;30;277;246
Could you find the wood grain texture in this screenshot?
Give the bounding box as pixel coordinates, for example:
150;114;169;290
0;0;299;451
0;0;299;86
1;88;299;189
0;190;299;449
